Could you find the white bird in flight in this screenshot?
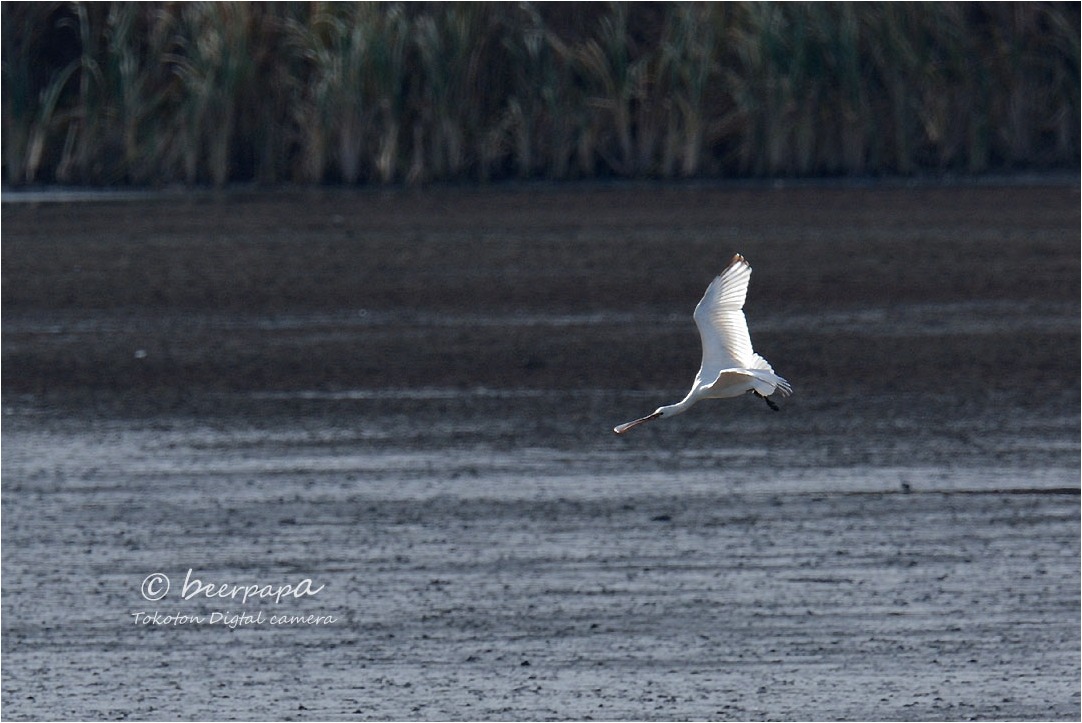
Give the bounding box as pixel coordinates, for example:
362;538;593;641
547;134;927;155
614;253;792;434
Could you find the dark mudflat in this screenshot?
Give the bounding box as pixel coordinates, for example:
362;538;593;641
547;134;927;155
2;183;1079;720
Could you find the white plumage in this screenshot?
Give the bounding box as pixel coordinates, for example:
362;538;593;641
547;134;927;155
614;254;791;434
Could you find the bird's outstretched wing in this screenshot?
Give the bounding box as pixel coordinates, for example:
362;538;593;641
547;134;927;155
692;254;775;381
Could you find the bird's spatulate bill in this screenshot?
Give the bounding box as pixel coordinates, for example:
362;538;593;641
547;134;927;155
613;411;662;435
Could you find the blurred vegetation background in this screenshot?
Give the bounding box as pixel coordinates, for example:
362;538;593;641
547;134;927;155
2;1;1078;187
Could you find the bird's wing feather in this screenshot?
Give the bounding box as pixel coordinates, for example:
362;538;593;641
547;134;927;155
692;254;771;380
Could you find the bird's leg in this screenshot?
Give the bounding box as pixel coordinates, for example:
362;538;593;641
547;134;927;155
754;390;780;411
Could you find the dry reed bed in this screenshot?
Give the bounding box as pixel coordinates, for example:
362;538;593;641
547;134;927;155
2;2;1078;186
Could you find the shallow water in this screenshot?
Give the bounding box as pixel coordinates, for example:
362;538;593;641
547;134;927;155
2;186;1079;720
2;380;1079;721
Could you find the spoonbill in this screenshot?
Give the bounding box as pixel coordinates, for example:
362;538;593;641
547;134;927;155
613;253;791;434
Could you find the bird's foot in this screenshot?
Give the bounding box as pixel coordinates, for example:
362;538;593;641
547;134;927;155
754;390;780;411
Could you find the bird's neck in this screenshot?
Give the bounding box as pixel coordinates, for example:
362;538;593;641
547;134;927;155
658;395;697;418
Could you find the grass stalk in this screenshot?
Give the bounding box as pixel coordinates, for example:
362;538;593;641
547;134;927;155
2;2;1077;186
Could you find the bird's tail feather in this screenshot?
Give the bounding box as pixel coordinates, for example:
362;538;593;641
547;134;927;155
749;369;792;397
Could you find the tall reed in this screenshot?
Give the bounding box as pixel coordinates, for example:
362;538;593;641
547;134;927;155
2;1;1077;187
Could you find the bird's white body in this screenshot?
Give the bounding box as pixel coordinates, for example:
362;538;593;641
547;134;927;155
614;254;791;434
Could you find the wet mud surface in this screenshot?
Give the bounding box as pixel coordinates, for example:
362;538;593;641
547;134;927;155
2;183;1080;720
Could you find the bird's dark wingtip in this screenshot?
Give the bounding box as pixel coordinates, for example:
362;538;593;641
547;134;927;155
727;253;749;270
